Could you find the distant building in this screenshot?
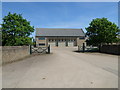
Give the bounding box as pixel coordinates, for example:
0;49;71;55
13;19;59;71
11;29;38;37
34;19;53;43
35;28;85;47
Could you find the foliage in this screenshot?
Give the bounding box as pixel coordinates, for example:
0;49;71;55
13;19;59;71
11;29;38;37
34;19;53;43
115;37;120;43
1;12;34;46
86;18;120;46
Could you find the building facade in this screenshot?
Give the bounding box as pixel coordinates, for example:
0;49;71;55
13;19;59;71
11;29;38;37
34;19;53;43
35;28;85;47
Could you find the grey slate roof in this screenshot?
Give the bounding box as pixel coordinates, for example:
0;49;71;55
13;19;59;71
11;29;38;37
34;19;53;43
36;28;85;37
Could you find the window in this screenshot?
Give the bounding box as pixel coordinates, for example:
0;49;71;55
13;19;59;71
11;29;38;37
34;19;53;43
39;43;45;46
38;37;45;40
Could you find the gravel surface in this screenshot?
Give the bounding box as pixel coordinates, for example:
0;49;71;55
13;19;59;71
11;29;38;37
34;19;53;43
2;47;118;88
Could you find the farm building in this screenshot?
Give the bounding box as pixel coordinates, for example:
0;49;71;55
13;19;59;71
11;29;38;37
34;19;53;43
35;28;85;47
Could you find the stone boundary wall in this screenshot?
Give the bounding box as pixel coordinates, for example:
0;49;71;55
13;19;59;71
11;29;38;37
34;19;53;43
0;46;2;66
100;45;120;55
2;46;30;64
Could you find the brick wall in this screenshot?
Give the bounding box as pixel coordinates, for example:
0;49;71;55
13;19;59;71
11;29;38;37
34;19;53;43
2;46;30;64
100;45;120;55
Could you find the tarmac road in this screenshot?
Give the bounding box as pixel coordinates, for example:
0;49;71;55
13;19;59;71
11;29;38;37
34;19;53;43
2;47;118;88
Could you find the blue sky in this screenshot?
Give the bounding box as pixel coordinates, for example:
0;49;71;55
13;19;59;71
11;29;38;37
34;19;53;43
2;2;118;38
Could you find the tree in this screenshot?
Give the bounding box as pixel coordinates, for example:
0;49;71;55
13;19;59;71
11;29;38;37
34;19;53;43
1;12;34;46
86;18;119;46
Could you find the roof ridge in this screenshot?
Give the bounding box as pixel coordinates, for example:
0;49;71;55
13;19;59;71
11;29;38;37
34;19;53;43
36;28;85;37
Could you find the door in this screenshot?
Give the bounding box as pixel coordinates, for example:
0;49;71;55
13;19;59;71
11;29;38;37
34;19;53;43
68;41;74;47
58;42;65;47
48;42;55;47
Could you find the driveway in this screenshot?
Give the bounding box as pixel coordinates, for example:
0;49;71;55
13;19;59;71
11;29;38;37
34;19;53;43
2;47;118;88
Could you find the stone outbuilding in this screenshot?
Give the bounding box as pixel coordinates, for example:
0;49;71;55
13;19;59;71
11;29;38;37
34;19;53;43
35;28;85;47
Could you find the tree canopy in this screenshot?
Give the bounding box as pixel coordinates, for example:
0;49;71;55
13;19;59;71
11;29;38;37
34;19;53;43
2;12;34;46
86;18;119;46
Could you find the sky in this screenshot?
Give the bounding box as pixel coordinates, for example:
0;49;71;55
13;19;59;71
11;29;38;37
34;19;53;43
1;0;120;2
2;2;118;38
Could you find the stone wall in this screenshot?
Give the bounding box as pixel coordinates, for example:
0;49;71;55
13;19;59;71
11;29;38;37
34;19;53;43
100;45;120;55
2;46;30;64
0;46;2;66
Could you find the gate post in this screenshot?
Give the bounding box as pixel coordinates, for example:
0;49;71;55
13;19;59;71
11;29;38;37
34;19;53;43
82;43;85;53
29;45;32;54
78;45;80;51
47;45;50;54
